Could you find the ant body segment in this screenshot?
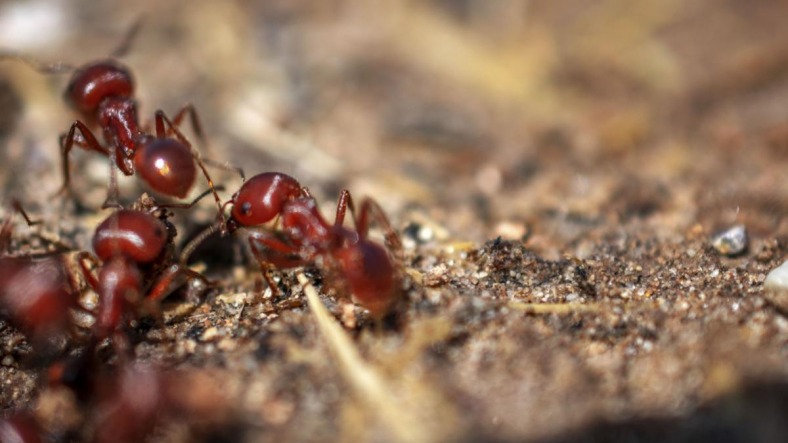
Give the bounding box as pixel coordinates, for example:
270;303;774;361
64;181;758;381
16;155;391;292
224;172;402;317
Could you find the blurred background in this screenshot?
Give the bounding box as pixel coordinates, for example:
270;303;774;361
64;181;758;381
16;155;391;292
1;0;786;252
1;1;788;442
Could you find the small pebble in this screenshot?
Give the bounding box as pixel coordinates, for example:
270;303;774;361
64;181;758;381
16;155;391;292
403;222;434;245
1;355;13;366
763;259;788;311
493;221;527;241
201;326;220;341
711;225;748;256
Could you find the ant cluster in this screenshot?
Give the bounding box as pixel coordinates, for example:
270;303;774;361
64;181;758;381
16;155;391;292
0;54;403;442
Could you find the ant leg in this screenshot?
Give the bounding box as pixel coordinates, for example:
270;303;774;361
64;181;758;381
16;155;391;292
57;121;110;196
102;151;122;209
0;200;42;251
74;251;101;291
247;232;308;297
168;103;206;144
156;108;246;180
10;201;41;227
333;189;358;228
0;217;12;252
355;198;403;255
144;264;211;306
166;105;246;182
248;231;308;267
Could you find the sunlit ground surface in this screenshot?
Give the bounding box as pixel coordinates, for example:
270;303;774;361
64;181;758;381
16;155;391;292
1;1;787;442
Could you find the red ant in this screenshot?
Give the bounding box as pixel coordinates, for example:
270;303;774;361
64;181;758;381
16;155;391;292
0;201;81;355
59;58;234;212
0;255;81;354
89;363;228;443
74;194;212;348
1;25;240;214
223;172;402;317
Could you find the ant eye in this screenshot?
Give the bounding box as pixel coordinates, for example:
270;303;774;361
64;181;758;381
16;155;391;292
240;202;252;216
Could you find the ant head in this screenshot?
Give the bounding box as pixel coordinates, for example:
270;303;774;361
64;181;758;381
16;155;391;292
134;137;196;199
93;209;168;263
230;172;303;227
65;59;134;115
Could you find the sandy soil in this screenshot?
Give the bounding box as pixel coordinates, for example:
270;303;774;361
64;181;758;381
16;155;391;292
1;1;787;442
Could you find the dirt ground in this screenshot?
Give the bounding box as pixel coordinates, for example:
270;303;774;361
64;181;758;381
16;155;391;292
1;1;787;442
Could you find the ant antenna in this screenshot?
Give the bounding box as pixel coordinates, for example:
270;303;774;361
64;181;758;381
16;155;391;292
0;16;145;74
110;16;146;58
151;186;226;211
202;158;246;182
179;222;220;264
0;49;74;73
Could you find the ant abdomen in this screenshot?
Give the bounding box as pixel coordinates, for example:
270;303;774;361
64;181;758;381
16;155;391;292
334;241;397;318
134;137;197;198
93;210;168;263
65;60;134;114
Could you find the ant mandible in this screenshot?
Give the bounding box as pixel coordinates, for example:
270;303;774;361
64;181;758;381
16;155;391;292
223;172;403;318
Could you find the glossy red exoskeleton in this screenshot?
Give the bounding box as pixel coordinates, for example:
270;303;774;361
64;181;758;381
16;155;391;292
59;59;228;211
224;172;402;317
74;202;208;345
0;202;80;354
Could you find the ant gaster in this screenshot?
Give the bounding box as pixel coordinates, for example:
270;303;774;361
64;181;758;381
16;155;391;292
224;172;402;317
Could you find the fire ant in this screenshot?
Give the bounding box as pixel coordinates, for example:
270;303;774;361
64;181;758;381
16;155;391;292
0;201;81;355
223;172;402;317
0;25;240;214
74;193;213;348
58;58;234;212
0;255;81;355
